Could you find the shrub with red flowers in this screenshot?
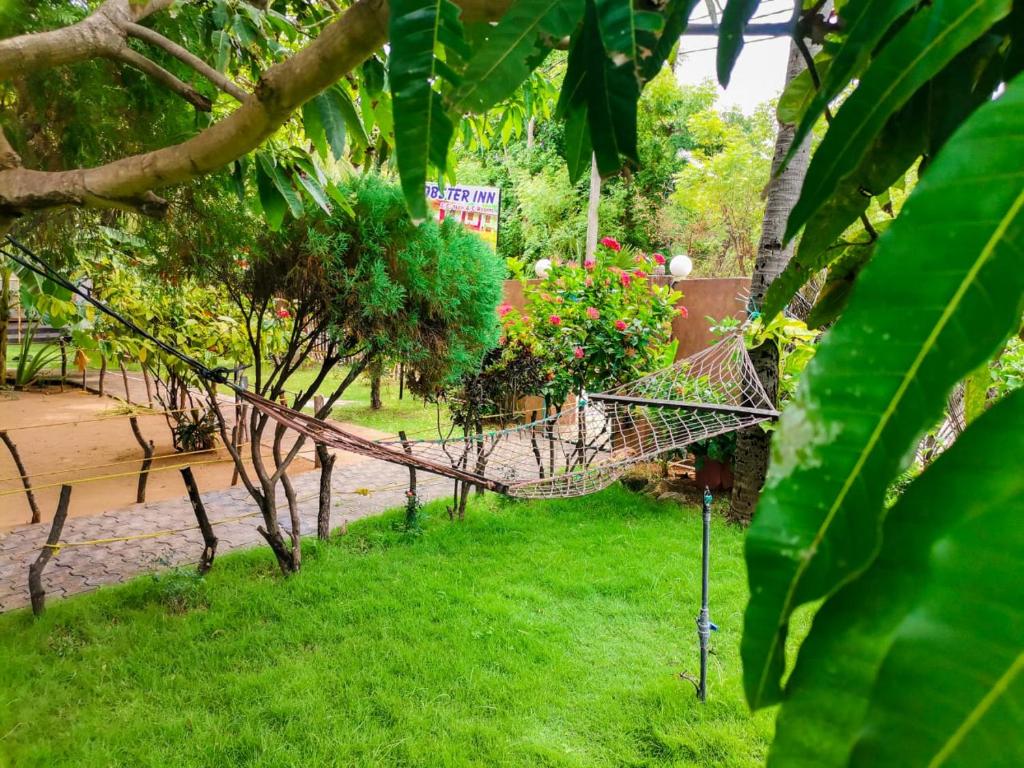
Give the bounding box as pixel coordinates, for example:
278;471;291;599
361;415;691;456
502;238;682;404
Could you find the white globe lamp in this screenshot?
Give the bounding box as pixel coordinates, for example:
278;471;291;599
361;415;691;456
534;258;552;279
669;254;693;280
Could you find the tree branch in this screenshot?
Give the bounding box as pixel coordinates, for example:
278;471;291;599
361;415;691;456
0;0;173;80
0;0;511;217
112;47;212;111
124;22;250;103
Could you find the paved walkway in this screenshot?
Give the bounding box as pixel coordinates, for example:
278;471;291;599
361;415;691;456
0;456;450;613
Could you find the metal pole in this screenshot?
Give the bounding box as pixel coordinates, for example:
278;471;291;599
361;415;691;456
697;486;713;702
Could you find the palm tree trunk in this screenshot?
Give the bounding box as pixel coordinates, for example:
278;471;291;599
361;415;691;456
729;38;817;523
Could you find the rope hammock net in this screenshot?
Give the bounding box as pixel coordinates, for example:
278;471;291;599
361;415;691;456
3;236;776;499
241;333;777;499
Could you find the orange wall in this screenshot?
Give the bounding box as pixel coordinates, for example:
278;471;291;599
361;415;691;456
502;277;748;359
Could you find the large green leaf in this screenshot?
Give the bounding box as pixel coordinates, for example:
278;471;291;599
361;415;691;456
768;388;1024;767
315;87;348;160
743;71;1024;710
255;159;286;230
389;0;468;220
784;0;1012;244
454;0;583;113
301;98;330;160
785;0;918;169
257;153;303;219
716;0;759;87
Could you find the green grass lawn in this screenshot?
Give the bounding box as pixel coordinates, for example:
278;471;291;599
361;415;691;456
0;488;777;767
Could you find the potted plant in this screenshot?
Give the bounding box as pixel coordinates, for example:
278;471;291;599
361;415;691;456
691;431;736;491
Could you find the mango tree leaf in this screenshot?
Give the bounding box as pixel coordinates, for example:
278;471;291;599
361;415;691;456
777;53;831;125
294;171;332;215
743;71;1024;710
768;388;1024;767
454;0;583;113
389;0;468;220
804;240;875;329
255;159;286;230
362;55;386;95
784;0;1012;244
716;0;758;87
315;88;347;160
301;98;329;160
785;0;918;169
638;0;700;82
331;84;370;149
256;153;303;219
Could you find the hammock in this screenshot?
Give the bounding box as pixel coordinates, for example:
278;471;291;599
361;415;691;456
240;333;777;498
3;236;777;499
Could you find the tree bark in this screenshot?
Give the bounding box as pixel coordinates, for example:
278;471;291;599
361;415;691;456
28;484;71;615
180;466;218;574
729;38;818;524
369;360;382;410
1;430;41;524
128;415;154;503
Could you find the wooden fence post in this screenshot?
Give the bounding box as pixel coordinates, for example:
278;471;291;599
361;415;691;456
28;485;72;616
1;430;41;524
180;466;218;574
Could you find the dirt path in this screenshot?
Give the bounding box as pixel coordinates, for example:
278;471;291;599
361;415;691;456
0;456;451;612
0;382;383;529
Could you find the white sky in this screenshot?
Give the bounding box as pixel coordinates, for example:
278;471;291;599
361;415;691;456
675;0;793;113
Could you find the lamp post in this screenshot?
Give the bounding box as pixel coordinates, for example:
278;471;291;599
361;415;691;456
669;254;693;282
534;258;552;279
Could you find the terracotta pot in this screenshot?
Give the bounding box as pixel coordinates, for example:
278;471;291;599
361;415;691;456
695;459;734;491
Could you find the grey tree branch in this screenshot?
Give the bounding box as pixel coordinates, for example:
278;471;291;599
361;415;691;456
124;21;250;103
112;46;212;111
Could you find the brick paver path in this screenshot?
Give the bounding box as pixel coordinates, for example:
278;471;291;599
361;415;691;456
0;458;450;613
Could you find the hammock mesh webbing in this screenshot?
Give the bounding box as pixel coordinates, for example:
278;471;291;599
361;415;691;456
240;334;777;499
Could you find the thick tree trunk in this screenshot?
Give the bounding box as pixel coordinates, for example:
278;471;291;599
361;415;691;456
729;39;817;524
369;361;382;410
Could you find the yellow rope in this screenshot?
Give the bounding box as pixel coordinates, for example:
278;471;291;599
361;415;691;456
0;442;255;485
0;404;205;432
0;448;314;497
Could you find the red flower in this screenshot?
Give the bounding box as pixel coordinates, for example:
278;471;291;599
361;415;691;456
585;276;594;287
653;252;666;265
634;269;647;279
573;347;585;359
614;319;627;331
619;271;632;287
600;236;622;252
584;259;596;271
549;314;562;326
679;305;689;319
277;308;291;319
586;306;600;320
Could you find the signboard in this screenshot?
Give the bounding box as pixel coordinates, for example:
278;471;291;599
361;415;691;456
425;182;501;251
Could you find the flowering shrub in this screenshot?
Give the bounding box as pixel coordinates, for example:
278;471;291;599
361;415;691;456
502;239;682;403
